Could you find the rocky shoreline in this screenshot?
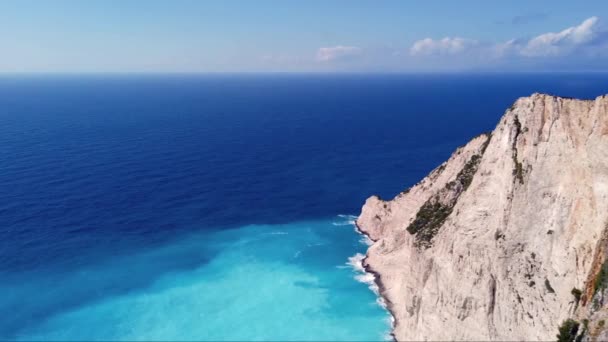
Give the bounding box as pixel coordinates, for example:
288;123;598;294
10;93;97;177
353;222;397;342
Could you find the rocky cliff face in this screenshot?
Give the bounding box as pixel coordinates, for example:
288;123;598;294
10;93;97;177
357;93;608;341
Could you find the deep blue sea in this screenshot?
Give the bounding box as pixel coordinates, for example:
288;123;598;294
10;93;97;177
1;73;607;341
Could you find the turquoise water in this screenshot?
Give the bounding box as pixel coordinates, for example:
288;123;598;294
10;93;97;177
4;75;607;340
14;216;390;341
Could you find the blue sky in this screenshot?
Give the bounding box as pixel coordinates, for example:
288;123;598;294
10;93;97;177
0;1;606;72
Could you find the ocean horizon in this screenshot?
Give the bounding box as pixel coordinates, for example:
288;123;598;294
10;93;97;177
2;73;608;340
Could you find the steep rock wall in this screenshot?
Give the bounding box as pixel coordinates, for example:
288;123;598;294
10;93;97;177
357;94;608;341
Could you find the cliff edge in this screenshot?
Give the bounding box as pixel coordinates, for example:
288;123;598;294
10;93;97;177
357;93;608;341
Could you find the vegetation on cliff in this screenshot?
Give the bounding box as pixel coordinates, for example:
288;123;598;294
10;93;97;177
406;134;491;248
556;319;580;342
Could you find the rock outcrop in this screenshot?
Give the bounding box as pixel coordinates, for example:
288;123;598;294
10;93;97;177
357;93;608;341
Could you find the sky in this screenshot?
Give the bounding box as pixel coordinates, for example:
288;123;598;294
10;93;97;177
0;0;606;72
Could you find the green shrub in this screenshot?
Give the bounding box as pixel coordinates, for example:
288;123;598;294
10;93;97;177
594;261;608;295
556;319;579;342
406;199;453;248
513;160;524;184
405;136;491;248
511;115;525;184
571;288;583;310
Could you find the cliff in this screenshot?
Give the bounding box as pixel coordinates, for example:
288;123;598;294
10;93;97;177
357;93;608;341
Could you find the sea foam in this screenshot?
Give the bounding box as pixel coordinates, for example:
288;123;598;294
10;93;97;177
345;217;395;340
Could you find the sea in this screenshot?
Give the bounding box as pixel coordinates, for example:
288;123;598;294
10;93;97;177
1;73;606;341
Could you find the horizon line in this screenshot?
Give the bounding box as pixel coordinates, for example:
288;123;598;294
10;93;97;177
1;70;608;76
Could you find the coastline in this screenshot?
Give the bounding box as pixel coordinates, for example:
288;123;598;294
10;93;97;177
350;94;608;340
353;221;397;342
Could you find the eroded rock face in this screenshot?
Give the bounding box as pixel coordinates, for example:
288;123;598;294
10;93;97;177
357;94;608;341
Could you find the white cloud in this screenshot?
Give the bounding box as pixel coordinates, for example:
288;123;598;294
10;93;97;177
409;17;603;62
409;37;478;56
520;16;599;56
316;46;362;62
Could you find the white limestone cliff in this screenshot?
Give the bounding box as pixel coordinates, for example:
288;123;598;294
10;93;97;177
357;93;608;341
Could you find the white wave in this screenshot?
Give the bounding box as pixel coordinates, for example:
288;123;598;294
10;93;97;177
346;253;366;272
344;214;377;248
332;214;358;227
359;234;373;246
383;315;396;340
268;231;288;235
376;296;388;310
341;214;395;334
355;273;380;295
347;253;381;296
347;251;396;334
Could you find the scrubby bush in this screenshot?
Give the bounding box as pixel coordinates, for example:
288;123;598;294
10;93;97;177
556;319;579;342
406;139;490;248
594;261;608;295
571;288;582;302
